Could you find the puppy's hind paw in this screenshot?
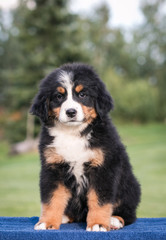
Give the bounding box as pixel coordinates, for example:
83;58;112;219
110;216;124;230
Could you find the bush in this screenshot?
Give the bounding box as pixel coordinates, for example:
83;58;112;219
103;69;159;122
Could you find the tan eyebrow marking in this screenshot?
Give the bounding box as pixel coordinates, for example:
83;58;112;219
75;84;84;93
57;87;65;94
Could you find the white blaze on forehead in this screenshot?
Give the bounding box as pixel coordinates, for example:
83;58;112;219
58;70;84;125
59;70;73;89
59;70;73;106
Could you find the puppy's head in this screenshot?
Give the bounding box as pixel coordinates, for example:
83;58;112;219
30;63;113;126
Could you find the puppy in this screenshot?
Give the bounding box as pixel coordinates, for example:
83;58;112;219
30;63;141;231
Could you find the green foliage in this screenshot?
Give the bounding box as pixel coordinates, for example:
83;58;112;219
5;118;27;143
103;69;159;122
128;0;166;119
81;3;130;76
13;0;89;74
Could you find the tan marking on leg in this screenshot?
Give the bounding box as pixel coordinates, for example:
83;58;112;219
75;84;84;93
44;147;64;164
87;189;113;231
82;106;97;123
57;87;65;94
89;149;104;167
36;184;71;230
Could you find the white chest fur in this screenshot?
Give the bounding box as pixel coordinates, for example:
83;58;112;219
48;124;93;188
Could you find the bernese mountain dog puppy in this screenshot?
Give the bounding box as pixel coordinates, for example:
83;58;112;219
30;63;141;232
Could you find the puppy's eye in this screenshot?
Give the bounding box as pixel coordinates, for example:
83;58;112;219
56;93;64;101
78;92;87;98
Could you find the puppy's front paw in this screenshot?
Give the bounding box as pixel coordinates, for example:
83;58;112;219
34;222;46;230
86;224;108;232
34;221;60;230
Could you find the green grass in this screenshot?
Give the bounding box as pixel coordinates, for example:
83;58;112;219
0;123;166;217
0;144;40;217
116;123;166;217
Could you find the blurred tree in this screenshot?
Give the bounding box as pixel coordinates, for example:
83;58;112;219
129;0;166;119
0;9;27;141
0;9;23;108
0;0;90;143
84;3;111;73
83;3;136;78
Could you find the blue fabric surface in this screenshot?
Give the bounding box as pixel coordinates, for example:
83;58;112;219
0;217;166;240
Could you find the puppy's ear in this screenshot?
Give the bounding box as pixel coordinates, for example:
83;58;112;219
30;92;49;123
95;82;114;119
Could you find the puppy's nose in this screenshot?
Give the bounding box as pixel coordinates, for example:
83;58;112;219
66;108;77;118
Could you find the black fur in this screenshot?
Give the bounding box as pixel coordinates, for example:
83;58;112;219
30;63;141;227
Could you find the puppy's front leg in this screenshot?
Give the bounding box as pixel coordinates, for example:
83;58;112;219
86;189;113;232
35;184;71;230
